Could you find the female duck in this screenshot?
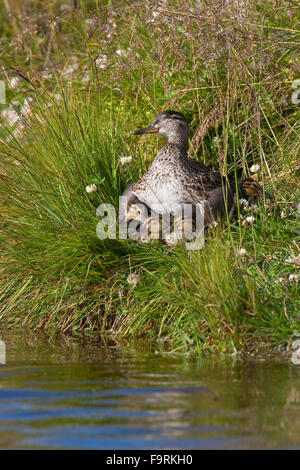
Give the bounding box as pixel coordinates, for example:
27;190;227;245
120;110;267;240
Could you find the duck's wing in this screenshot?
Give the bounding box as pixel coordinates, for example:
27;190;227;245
180;159;234;223
186;158;223;192
204;186;234;223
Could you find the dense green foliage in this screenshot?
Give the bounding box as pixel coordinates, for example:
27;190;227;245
0;0;299;354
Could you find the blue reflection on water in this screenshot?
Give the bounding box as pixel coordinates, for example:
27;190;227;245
0;331;299;449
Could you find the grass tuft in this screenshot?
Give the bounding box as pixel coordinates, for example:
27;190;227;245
0;0;299;354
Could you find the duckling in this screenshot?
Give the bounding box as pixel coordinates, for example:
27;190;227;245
120;110;270;242
239;178;273;206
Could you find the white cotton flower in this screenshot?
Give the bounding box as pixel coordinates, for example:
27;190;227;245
289;274;299;283
85;184;97;193
239;198;249;208
120;156;132;166
250;164;260;173
238;248;247;256
246;216;255;223
126;273;140;287
208;220;218;228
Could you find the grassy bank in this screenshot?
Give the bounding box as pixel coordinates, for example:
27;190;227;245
0;0;299;354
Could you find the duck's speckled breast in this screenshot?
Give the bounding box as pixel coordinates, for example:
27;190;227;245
132;144;190;214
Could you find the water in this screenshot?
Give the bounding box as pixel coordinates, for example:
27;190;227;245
0;329;299;450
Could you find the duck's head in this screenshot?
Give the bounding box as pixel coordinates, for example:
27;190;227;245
240;178;273;203
132;110;189;145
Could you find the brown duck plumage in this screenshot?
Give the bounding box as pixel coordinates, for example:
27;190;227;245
120;110;269;242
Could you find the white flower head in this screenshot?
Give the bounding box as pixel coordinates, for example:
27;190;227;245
239;198;249;208
120;155;132;166
86;184;97;193
126;272;140;287
289;274;299;283
250;164;260;173
246;216;255;223
292;79;300;89
208;220;218;228
238;248;247;256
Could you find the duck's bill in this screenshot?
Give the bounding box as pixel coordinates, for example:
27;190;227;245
132;124;159;135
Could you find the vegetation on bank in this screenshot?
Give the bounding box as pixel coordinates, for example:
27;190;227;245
0;0;299;354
